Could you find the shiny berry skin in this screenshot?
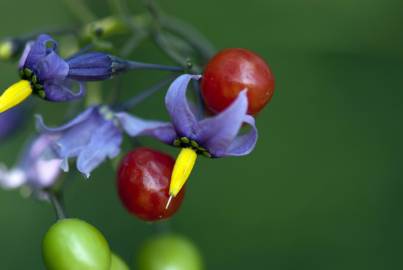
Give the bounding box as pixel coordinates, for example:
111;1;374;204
42;219;111;270
201;48;275;115
117;147;185;221
136;234;204;270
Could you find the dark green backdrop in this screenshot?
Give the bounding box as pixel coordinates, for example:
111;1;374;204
0;0;402;269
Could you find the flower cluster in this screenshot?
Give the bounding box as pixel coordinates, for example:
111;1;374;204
0;33;268;204
0;1;276;268
36;73;257;198
0;34;182;113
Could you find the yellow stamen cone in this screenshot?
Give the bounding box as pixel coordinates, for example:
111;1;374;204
169;148;197;197
0;80;32;113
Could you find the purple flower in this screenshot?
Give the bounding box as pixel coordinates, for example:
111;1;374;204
36;74;257;193
116;74;258;157
36;106;123;178
0;134;62;195
0;34;183;114
37;105;177;178
18;34;100;101
114;74;258;199
17;34;183;102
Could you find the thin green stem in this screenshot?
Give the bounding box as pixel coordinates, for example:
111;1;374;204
162;15;215;61
48;191;67;220
124;60;184;72
152;221;172;234
115;1;149;57
153;32;191;67
107;0;149;104
108;0;129;18
143;0;162;24
86;82;103;106
117;75;174;111
120;32;148;57
62;0;97;24
141;0;210;72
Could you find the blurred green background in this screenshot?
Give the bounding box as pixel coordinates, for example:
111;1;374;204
1;0;403;269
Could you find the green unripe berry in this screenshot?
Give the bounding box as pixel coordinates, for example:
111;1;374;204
136;234;204;270
42;218;111;270
110;253;130;270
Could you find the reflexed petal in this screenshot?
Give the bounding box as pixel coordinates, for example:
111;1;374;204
165;74;202;138
220;115;257;156
197;90;252;157
116;112;177;144
24;34;57;69
77;120;122;177
43;80;85;101
36;106;96;132
35;51;69;81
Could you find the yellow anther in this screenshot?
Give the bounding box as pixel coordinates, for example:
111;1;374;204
0;80;32;113
169;148;197;197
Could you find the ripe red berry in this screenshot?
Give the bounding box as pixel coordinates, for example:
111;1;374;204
117;147;185;221
201;48;275;115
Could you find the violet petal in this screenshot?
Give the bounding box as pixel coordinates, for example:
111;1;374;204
197;90;255;157
116;112;177;144
165;74;202;138
77;120;122;177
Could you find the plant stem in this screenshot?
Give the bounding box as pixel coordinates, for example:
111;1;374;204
86;82;103;106
48;191;67;221
108;0;149;104
62;0;97;24
153;32;192;67
141;0;211;72
117;75;174;111
143;0;162;24
124;60;184;72
152;221;172;234
108;0;130;18
162;15;215;61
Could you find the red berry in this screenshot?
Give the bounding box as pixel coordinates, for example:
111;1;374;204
117;147;185;221
201;48;275;115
